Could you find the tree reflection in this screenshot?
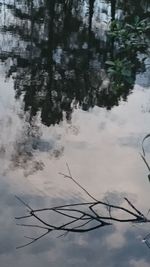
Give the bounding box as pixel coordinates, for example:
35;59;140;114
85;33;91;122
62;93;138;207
0;0;150;126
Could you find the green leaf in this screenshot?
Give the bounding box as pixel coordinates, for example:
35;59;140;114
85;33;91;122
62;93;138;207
107;69;116;74
125;24;134;30
105;61;115;66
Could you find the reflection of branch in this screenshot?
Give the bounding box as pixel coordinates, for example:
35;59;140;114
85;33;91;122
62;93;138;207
139;135;150;248
143;233;150;249
140;153;150;173
140;135;150;182
124;197;145;218
16;230;51;249
59;163;98;201
16;164;150;249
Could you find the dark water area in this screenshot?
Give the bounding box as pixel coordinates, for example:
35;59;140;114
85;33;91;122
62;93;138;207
0;0;150;266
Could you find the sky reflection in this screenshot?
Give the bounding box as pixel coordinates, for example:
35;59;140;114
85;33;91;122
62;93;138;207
0;0;150;265
0;70;150;265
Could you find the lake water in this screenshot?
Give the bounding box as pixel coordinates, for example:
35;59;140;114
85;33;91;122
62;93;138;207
0;1;150;266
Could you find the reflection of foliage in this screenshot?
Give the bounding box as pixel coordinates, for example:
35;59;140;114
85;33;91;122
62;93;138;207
10;117;64;176
0;1;150;126
10;120;44;176
106;15;150;93
126;16;150;34
106;59;134;91
109;16;150;50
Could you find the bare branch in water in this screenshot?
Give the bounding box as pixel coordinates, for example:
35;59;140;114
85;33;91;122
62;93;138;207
59;162;98;201
16;230;51;249
142;134;150;157
140;135;150;182
15;164;150;249
140;153;150;173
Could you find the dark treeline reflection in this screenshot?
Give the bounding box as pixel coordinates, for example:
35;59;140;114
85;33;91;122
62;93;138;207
0;0;150;126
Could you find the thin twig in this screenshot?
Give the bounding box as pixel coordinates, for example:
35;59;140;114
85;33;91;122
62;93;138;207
16;223;50;230
140;153;150;172
15;196;33;211
124;197;145;218
59;162;98;201
15;160;150;248
16;230;50;249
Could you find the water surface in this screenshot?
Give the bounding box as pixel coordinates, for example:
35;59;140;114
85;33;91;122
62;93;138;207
0;1;150;266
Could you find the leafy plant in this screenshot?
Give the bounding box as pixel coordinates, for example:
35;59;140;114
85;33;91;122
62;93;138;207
125;16;150;34
108;16;150;51
106;16;149;93
105;59;134;90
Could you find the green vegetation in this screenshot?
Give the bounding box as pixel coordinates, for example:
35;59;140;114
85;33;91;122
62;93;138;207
0;1;149;126
106;15;150;93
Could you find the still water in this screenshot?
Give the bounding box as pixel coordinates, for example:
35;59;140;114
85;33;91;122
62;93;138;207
0;0;150;266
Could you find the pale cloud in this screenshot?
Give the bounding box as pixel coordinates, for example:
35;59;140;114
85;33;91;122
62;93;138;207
130;259;150;267
105;229;126;249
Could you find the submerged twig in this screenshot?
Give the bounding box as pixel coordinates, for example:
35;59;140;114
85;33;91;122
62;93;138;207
142;134;150;157
140;135;150;182
16;230;51;249
140;153;150;173
15;163;150;249
15;134;150;249
59;162;98;201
